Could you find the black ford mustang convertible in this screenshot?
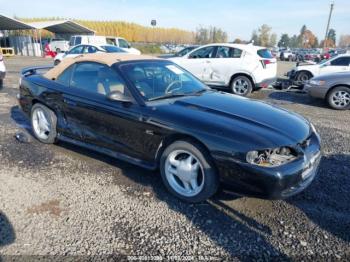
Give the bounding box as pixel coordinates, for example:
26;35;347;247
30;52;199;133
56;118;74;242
18;53;321;202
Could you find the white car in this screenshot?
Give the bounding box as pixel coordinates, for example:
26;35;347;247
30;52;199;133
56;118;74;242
54;44;126;65
0;54;5;88
287;54;350;86
49;38;70;53
69;35;141;55
106;37;141;55
169;43;277;96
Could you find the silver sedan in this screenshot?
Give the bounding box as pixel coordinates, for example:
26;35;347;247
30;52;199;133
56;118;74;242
304;72;350;110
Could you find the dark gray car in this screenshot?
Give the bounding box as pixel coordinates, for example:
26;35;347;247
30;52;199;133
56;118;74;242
304;72;350;110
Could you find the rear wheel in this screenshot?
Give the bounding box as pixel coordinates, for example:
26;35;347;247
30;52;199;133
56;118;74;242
0;79;3;89
56;48;61;53
54;60;60;66
327;86;350;110
31;103;57;143
160;140;219;203
230;75;253;96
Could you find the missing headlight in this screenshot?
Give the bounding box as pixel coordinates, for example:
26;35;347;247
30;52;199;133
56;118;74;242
246;147;297;167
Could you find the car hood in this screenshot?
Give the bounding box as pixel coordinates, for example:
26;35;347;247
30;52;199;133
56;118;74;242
312;71;350;81
152;91;311;149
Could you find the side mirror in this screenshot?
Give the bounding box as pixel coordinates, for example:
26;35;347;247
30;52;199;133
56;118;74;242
107;91;133;103
127;44;131;48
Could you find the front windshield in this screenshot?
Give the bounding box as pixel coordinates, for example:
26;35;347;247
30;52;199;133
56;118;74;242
119;61;207;101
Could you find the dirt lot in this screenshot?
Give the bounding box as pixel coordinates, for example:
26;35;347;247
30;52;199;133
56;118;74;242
0;56;349;261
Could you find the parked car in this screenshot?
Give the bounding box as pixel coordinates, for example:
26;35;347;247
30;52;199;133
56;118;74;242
69;35;107;47
68;35;141;55
170;43;277;96
49;38;70;53
279;49;296;61
160;46;200;58
105;36;141;55
287;54;350;87
54;44;125;65
304;72;350;110
18;53;321;202
0;54;5;88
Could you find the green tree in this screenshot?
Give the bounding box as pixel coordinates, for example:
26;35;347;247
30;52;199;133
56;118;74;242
250;30;259;45
258;24;272;47
327;29;336;45
278;34;290;48
289;35;299;48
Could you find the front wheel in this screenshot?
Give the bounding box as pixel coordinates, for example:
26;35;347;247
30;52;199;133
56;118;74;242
31;103;57;143
327;86;350;110
160;140;219;203
230;75;253;96
54;60;60;66
296;71;312;85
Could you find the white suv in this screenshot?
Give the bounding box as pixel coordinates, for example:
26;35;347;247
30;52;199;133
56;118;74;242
169;43;277;96
0;54;5;88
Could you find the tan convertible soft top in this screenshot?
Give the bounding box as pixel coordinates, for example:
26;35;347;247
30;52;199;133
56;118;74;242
44;53;158;80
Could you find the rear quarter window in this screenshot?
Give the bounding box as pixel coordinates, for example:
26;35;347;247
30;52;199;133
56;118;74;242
257;49;273;59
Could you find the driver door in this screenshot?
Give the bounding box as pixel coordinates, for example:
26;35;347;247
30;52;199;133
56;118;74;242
319;56;350;75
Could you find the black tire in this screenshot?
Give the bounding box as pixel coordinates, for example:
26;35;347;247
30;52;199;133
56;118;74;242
56;48;61;53
326;86;350;110
160;140;219;203
230;75;253;96
296;71;312;86
0;79;3;89
30;103;57;144
54;60;60;66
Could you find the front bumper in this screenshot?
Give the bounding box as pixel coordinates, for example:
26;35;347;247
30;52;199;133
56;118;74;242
255;77;277;89
216;131;321;199
304;83;329;99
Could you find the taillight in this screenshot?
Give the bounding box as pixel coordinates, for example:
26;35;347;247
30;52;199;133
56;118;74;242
260;59;271;68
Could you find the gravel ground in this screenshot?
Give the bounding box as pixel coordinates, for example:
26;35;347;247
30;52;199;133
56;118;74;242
0;56;349;261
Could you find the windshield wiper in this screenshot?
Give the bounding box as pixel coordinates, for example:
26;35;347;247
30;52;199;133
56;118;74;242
148;93;188;101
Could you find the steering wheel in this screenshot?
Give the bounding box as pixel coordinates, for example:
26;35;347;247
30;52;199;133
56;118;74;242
165;81;182;94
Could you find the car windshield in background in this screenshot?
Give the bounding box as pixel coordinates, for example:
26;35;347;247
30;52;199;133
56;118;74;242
257;49;274;59
119;61;207;101
101;45;126;53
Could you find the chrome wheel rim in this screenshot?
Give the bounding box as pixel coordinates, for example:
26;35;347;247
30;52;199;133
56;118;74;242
332;91;350;108
299;74;309;82
165;150;204;197
32;108;51;140
232;78;249;95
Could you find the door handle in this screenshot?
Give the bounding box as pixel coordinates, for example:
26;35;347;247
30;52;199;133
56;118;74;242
63;98;77;106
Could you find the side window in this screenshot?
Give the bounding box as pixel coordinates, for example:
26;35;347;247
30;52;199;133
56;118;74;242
75;36;82;45
215;47;242;58
69;37;75;46
189;46;216;59
69;45;84;54
231;48;242;58
71;62;131;97
56;65;74;86
330;57;350;66
216;46;230;58
118;39;129;48
83;46;98;54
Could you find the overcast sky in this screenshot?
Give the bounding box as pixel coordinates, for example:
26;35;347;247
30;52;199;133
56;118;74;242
1;0;349;42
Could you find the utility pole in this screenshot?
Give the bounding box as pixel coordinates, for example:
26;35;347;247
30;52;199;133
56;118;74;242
323;1;335;49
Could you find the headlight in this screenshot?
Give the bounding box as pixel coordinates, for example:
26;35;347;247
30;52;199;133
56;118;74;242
309;80;326;86
246;147;297;167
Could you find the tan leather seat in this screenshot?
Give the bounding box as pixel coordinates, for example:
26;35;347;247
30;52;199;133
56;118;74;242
97;67;125;95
